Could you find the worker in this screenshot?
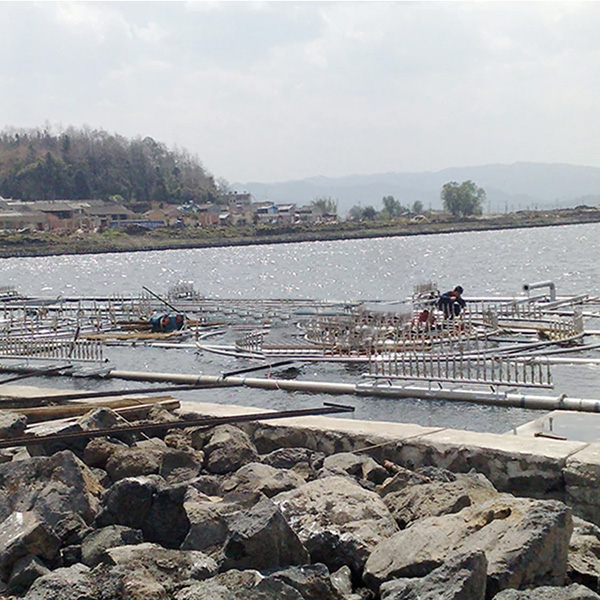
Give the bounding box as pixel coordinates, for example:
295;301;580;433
437;286;466;319
416;307;436;328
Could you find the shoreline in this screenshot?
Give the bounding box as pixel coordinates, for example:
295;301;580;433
0;209;599;259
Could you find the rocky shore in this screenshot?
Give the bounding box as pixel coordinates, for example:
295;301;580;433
1;403;600;600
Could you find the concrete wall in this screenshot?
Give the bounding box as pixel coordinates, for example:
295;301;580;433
179;401;600;526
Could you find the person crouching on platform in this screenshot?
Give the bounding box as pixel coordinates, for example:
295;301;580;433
437;286;466;319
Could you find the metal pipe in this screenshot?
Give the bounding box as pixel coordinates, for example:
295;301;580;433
523;281;556;301
358;382;600;413
3;365;600;415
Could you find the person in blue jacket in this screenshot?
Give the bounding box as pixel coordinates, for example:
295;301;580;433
437;286;466;319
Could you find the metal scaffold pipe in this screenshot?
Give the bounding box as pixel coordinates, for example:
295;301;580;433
523;281;556;301
103;369;600;413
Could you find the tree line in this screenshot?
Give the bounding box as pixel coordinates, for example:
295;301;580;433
0;126;221;209
346;181;485;221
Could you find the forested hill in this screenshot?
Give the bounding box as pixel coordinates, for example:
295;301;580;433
0;127;220;209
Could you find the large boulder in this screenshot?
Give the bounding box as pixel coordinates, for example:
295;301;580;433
181;490;241;555
104;439;167;481
491;583;600;599
320;452;389;486
83;437;128;470
81;524;143;567
0;410;27;439
379;550;487;600
364;494;572;597
0;512;59;580
159;446;204;483
94;474;159;529
175;565;343;600
0;450;103;530
261;446;324;473
95;475;190;548
220;496;309;571
568;517;600;592
259;564;343;600
182;488;309;571
101;542;218;593
22;563;93;600
273;475;398;576
383;471;498;528
6;554;50;595
202;425;259;474
223;462;306;498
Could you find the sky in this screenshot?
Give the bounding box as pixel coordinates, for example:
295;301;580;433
2;1;600;185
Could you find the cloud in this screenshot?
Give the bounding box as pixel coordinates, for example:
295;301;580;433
2;1;600;183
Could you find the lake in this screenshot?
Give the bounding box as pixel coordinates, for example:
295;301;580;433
1;222;599;435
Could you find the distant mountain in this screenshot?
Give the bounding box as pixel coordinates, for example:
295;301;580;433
233;162;600;216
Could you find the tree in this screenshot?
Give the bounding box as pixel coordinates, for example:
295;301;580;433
362;205;378;220
411;200;424;215
311;196;337;215
441;180;485;217
381;195;403;219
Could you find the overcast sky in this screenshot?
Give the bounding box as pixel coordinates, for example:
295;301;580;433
2;1;600;185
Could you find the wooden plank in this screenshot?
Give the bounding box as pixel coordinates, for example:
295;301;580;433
8;395;178;423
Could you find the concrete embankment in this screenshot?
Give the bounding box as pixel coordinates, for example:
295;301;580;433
178;399;600;526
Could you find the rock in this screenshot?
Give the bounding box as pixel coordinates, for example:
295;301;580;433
568;517;600;592
221;496;309;571
0;450;103;530
491;583;600;599
331;565;354;597
164;430;195;449
22;563;92;600
78;406;129;434
378;464;432;497
27;407;130;458
174;569;263;600
252;425;315;454
146;404;180;423
52;513;93;546
175;565;343;600
379;550;487;600
320;453;389;486
104;441;165;481
273;475;398;576
0;512;56;581
7;554;50;595
102;542;218;592
83;437;127;469
263;564;343;599
203;425;259;474
383;480;471;528
188;474;224;497
181;489;249;555
159;446;204;483
81;524;143;567
59;545;81;567
0;410;27;439
95;474;160;530
364;495;572;597
143;481;191;548
261;447;324;470
223;462;305;498
95;476;190;548
383;472;498;528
